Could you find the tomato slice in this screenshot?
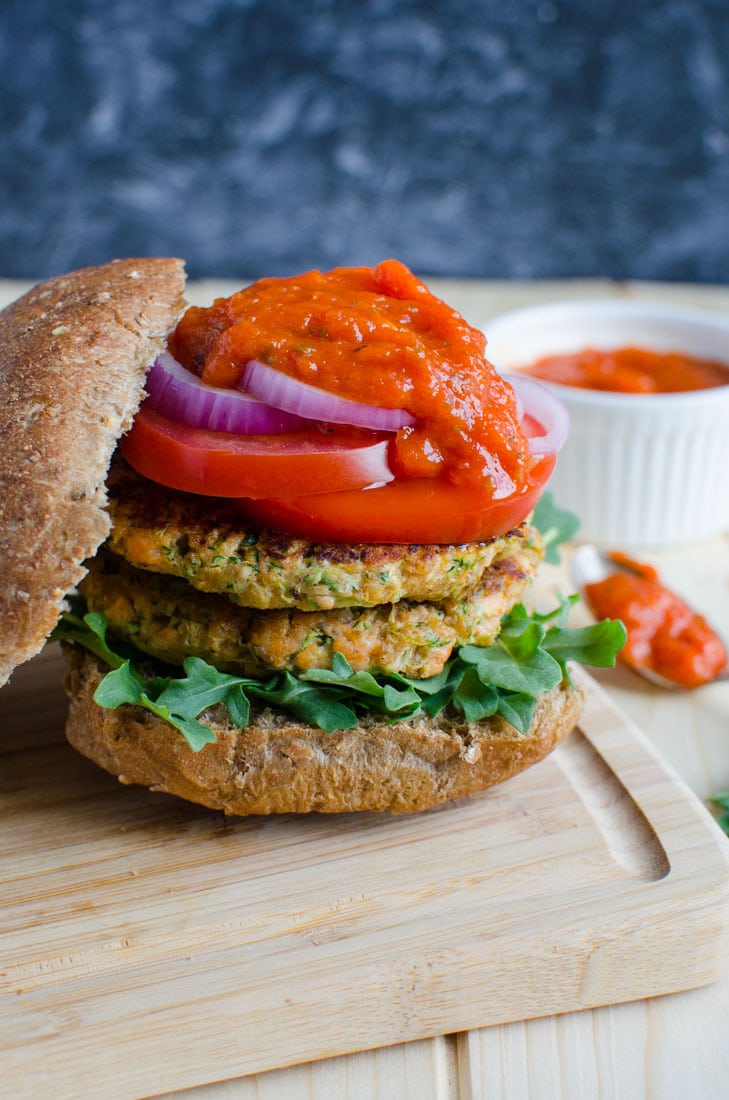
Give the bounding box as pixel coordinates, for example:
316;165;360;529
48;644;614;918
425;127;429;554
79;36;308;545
241;454;556;544
120;405;394;498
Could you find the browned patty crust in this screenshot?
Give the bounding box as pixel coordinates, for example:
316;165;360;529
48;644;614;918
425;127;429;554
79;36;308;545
64;647;585;814
80;543;540;679
106;461;542;612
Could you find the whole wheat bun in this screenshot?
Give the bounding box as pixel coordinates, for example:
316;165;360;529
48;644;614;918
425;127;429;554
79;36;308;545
65;648;585;815
0;258;187;685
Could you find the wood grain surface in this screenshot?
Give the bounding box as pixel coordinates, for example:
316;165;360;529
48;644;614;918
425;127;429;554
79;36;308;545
1;278;729;1100
2;645;728;1100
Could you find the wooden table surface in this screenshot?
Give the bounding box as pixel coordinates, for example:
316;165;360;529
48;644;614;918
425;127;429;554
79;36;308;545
2;275;728;1099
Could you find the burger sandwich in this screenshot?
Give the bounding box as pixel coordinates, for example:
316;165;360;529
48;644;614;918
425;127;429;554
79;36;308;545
0;258;624;814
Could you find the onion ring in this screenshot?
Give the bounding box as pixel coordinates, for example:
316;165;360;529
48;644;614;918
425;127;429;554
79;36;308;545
505;373;570;457
145;353;309;434
240;359;415;432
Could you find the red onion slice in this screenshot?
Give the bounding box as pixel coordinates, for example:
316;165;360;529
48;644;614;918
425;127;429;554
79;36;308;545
505;373;570;456
145;352;310;435
240;359;416;432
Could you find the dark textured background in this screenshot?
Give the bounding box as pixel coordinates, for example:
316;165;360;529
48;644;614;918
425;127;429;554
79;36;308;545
2;0;728;282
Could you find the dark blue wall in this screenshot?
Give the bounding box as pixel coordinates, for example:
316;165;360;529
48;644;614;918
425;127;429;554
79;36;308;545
2;0;728;282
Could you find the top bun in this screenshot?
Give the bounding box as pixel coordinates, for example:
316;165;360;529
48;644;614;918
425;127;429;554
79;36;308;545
0;258;186;686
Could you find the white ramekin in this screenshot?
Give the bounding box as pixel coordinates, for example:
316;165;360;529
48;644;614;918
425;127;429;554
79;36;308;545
484;300;729;548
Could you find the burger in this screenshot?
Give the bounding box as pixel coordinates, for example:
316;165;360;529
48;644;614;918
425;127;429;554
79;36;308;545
0;258;623;814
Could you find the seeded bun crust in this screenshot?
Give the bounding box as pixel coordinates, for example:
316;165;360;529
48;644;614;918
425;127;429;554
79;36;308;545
0;258;187;685
64;648;585;815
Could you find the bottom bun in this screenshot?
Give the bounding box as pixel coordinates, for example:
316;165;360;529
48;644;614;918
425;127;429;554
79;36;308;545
63;649;585;815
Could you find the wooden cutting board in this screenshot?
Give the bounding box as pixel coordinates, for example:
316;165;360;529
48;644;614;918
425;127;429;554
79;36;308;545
2;645;728;1100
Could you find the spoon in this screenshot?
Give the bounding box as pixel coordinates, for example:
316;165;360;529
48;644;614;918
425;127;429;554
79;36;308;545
569;543;729;690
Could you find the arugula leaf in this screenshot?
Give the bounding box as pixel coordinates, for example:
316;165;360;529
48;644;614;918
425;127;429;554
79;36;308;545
459;639;563;695
528;592;579;629
54;613;248;751
496;691;538;733
395;665;452;697
301;656;421;715
497;616;546;659
93;661;146;707
532;492;580;563
225;685;251;729
417;664;466;718
51;611;127;669
153;658;251;719
709;792;729;836
543;619;628;676
139;695;218;751
451;667;499;723
54;593;625;750
88;651;217;750
247;673;358;733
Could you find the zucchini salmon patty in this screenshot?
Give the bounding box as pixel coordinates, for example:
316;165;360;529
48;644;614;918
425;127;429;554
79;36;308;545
84;460;544;681
106;462;540;612
80;541;541;679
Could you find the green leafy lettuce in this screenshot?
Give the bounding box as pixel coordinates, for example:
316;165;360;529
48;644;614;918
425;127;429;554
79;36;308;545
51;600;626;752
709;792;729;837
531;491;581;564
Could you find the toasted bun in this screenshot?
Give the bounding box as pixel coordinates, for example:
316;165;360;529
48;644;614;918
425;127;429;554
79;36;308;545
64;648;584;815
0;259;187;686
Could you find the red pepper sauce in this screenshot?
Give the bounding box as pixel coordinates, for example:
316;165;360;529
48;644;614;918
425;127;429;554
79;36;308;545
522;346;729;394
168;260;533;494
584;552;728;688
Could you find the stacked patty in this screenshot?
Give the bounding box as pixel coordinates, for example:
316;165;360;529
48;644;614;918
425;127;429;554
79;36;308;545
79;462;544;682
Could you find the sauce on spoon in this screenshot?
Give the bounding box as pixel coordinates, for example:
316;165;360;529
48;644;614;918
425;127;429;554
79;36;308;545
582;551;727;688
